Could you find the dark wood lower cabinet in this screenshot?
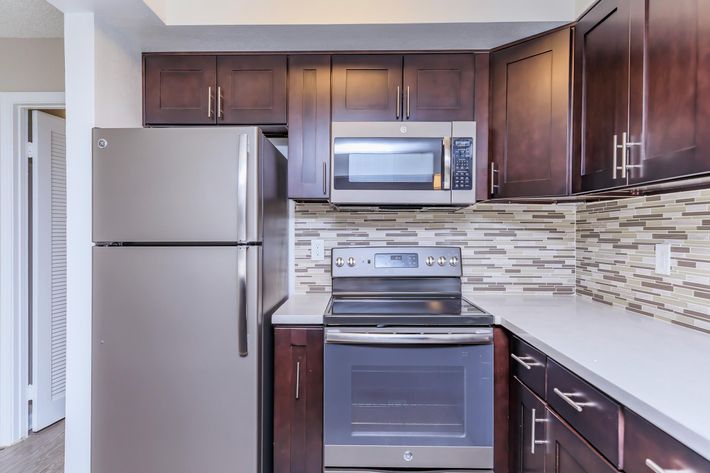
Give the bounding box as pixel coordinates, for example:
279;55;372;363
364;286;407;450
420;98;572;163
273;327;323;473
509;377;546;473
546;410;617;473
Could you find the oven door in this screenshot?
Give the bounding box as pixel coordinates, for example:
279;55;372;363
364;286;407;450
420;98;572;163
323;327;494;470
331;122;453;205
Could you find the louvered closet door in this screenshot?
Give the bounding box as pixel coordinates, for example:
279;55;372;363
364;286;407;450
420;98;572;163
31;111;67;431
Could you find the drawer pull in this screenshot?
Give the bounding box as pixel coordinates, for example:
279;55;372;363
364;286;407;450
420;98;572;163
530;408;548;454
511;353;536;370
645;459;692;473
553;387;593;413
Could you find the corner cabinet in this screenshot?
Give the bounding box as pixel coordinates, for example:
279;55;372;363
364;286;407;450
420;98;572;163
273;327;324;473
490;28;571;198
287;55;332;201
143;54;287;126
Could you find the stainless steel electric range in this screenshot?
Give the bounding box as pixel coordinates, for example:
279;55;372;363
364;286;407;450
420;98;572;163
323;247;494;473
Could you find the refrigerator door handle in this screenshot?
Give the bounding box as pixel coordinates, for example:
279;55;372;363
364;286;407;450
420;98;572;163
237;246;248;357
237;133;248;243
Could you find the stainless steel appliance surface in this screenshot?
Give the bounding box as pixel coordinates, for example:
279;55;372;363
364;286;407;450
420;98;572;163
330;121;476;206
323;247;494;473
91;127;288;473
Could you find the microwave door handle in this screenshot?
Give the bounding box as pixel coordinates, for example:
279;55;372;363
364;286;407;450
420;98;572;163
443;137;451;190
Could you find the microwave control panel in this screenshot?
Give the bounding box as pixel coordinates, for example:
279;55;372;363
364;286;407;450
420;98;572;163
452;137;474;190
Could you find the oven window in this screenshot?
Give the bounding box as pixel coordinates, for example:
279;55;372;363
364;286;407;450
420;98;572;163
351;365;465;437
333;137;444;190
324;343;493;447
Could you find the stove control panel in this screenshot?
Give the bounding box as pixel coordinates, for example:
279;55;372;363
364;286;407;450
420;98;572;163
332;247;462;278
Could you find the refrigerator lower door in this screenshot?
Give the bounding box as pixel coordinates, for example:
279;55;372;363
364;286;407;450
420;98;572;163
92;245;261;473
92;127;261;243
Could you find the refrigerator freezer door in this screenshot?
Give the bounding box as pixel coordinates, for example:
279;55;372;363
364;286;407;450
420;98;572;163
92;246;260;473
92;127;260;243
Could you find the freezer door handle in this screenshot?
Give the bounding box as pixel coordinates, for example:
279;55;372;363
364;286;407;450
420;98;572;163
237;247;248;357
237;133;248;243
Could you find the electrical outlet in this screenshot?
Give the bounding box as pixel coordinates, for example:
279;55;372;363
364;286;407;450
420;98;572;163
311;239;325;261
655;243;671;275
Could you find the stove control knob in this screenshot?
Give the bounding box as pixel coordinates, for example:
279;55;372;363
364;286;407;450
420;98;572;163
437;256;447;266
335;257;344;267
449;256;459;266
347;256;356;267
426;256;435;266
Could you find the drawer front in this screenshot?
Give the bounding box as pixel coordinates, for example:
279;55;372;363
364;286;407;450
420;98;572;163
546;359;621;467
625;409;710;473
509;336;547;397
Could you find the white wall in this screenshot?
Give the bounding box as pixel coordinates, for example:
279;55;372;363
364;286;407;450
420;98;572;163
0;38;64;92
63;12;141;473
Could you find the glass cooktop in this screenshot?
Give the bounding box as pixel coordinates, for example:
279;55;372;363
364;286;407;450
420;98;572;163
324;296;493;327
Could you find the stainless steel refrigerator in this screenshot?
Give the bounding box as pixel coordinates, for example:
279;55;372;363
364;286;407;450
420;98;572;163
91;127;288;473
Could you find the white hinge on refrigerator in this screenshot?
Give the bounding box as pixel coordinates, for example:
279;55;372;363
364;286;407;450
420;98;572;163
26;142;36;159
27;384;35;401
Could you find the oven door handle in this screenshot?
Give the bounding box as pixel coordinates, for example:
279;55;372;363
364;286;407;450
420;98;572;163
325;331;493;345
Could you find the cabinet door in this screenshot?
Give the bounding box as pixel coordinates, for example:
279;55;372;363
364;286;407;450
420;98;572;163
332;55;403;121
288;55;331;200
490;28;571;198
573;0;631;192
629;0;710;183
545;410;617;473
273;327;324;473
144;55;217;125
217;55;287;124
509;378;546;473
402;54;474;121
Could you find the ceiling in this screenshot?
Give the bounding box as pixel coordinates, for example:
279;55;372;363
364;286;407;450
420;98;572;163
47;0;594;51
0;0;63;37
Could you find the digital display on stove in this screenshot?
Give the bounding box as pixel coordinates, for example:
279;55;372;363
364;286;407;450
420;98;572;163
374;253;419;268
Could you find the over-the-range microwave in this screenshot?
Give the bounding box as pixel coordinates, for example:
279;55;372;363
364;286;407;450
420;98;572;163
330;121;476;207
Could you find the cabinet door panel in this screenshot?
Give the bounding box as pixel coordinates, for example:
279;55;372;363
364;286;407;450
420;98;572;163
217;55;287;124
403;54;474;121
273;327;324;473
288;55;331;200
546;410;617;473
509;378;546;473
144;55;216;125
491;28;571;198
631;0;710;183
574;0;631;192
332;55;402;121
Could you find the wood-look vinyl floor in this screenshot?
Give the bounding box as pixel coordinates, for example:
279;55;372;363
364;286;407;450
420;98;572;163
0;420;64;473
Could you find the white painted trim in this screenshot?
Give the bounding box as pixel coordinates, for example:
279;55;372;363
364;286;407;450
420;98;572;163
0;92;65;447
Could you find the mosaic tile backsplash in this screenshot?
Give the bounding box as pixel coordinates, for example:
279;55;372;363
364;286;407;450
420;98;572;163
294;202;577;294
576;189;710;334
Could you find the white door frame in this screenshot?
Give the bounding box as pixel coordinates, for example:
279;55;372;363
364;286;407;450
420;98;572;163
0;92;65;447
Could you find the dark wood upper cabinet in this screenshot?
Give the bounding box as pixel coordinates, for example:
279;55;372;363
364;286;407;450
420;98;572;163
288;55;331;200
573;0;632;193
509;377;547;473
546;409;618;473
332;55;403;121
628;0;710;184
273;327;323;473
216;55;287;124
144;55;217;125
490;28;571;198
402;54;474;121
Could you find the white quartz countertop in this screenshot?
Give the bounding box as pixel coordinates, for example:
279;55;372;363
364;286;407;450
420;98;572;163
272;293;710;460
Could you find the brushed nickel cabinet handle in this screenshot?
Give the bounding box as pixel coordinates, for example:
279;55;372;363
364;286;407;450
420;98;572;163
217;85;223;119
620;132;628;179
406;86;411;119
490;163;500;195
644;458;693;473
295;361;301;400
207;86;213;118
553;387;594;412
322;161;327;195
530;408;548;454
396;86;401;119
612;134;618;179
511;353;534;370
